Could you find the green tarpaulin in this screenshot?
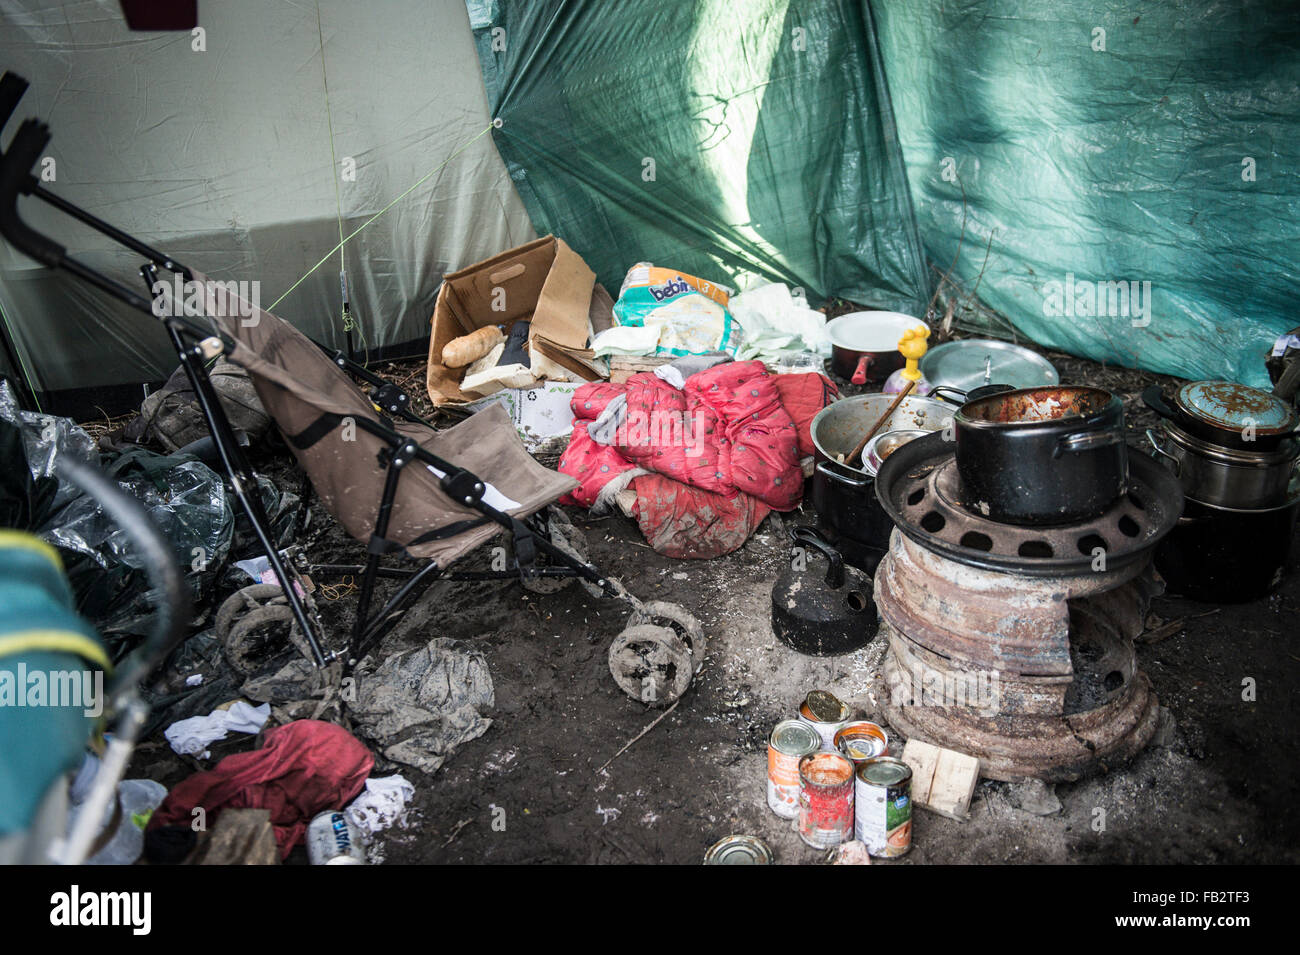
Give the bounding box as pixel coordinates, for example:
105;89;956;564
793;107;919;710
468;0;928;314
469;0;1300;387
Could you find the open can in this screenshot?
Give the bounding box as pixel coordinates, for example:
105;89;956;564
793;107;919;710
797;751;855;849
797;691;853;750
834;720;890;765
704;834;774;865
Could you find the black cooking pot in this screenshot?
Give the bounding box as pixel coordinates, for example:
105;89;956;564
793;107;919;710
1154;494;1300;603
955;386;1128;525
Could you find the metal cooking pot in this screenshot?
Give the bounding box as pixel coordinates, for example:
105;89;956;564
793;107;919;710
826;312;929;385
1154;488;1300;603
1146;420;1300;510
863;429;930;476
1143;382;1299;451
809;393;954;569
954;386;1128;525
771;527;877;656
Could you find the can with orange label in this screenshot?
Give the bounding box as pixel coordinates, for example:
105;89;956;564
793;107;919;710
767;719;821;819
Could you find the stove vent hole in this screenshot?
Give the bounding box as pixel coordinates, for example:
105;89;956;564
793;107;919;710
906;488;926;506
1018;540;1054;558
1117;515;1141;538
960;531;993;551
920;511;946;533
1077;533;1108;556
846;591;869;613
1104;670;1125;692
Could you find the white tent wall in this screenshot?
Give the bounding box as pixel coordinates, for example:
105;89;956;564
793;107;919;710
0;0;534;403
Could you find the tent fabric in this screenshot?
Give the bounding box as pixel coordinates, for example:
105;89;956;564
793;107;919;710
0;0;534;396
467;0;929;315
873;0;1300;388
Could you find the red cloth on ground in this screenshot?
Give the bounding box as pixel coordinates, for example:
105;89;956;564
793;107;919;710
557;428;639;508
148;720;373;859
630;473;771;559
564;363;829;511
559;365;835;556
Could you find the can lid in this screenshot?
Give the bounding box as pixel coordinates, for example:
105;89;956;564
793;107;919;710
860;757;912;785
805;690;845;722
704;835;774;865
772;719;821;754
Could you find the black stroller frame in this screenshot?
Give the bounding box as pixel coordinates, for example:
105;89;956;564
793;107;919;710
0;72;618;671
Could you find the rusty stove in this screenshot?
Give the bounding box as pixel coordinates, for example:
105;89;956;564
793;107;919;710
870;433;1184;781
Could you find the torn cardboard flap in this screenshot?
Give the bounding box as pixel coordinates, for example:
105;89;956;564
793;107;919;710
427;236;613;406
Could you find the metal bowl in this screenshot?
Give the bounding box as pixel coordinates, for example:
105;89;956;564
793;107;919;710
864;429;929;476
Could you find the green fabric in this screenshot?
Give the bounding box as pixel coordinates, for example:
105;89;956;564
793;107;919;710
467;0;928;313
873;0;1300;387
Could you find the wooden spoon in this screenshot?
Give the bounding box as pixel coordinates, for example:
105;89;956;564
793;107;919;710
848;379;916;466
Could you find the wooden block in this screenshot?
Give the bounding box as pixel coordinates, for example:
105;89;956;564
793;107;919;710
187;808;279;865
902;739;981;822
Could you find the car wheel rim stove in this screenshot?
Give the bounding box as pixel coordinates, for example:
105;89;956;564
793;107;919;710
870;433;1184;782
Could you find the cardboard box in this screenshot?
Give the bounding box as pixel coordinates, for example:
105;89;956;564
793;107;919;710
426;236;613;406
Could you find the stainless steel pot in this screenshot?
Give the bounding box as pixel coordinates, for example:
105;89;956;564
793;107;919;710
1146;420;1300;509
808;393;955;569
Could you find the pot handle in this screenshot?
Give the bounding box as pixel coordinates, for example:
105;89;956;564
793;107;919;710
790;525;846;590
930;385;968;404
851;354;872;385
1145;427;1182;476
816;460;870;487
1142;384;1179;422
1055;429;1123;456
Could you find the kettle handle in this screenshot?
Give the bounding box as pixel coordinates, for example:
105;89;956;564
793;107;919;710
790;525;846;590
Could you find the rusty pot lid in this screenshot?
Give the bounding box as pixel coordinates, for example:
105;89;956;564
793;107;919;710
1173;380;1297;436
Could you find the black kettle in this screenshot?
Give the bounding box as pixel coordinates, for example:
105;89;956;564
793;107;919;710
771;527;878;656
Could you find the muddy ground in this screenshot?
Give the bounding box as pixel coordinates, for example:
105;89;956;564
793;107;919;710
125;341;1300;865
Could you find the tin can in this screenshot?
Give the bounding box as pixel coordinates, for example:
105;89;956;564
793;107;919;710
704;834;774;864
797;691;852;750
767;719;822;819
834;720;890;766
854;757;912;858
307;810;366;865
797;751;855;849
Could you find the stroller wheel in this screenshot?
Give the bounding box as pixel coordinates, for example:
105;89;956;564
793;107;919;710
215;584;313;678
516;509;600;597
625;601;706;672
608;624;693;707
